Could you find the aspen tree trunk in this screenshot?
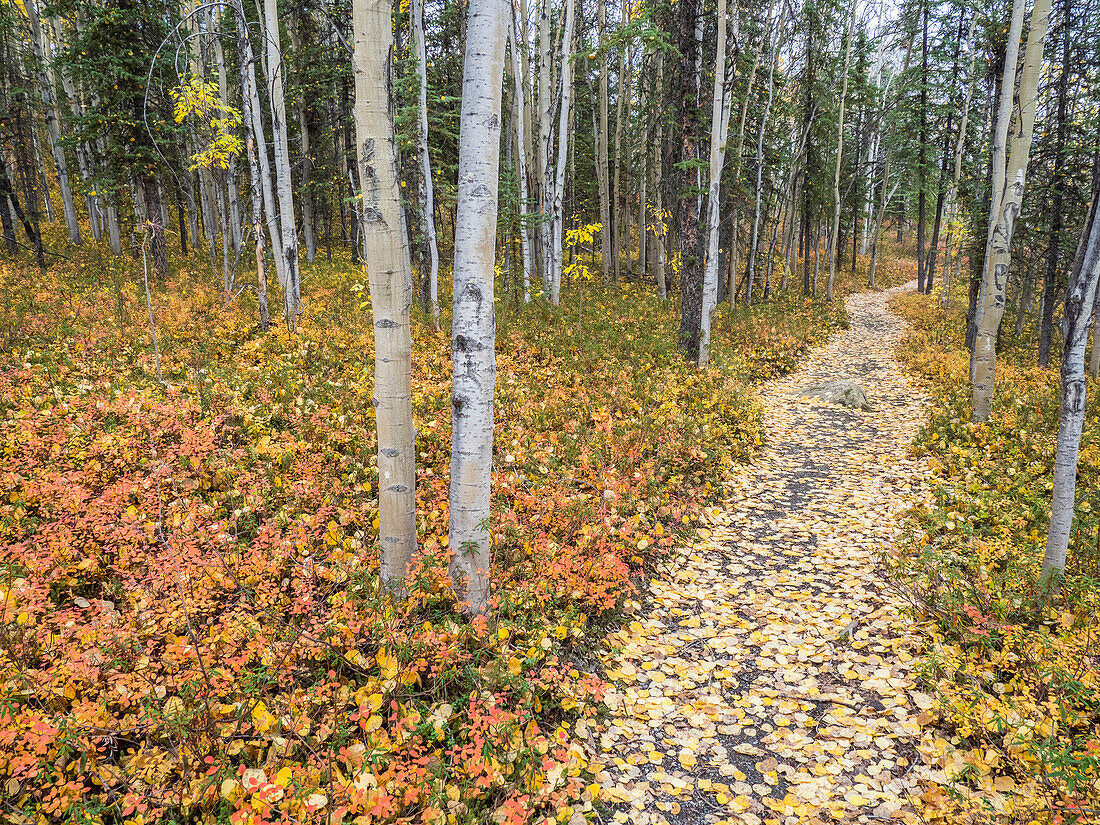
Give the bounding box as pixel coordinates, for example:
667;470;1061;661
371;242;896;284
654;53;667;301
825;0;856;302
867;153;900;288
699;0;735;368
449;0;509;617
971;0;1052;422
638;51;648;283
971;0;1026;356
262;0;302;324
236;0;288;294
290;12;317;264
1090;280;1100;379
50;18;100;242
612;0;630;279
597;0;612;284
677;0;704;355
510;3;533;302
537;0;554;295
941;11;978;309
916;0;929;292
1043;184;1100;582
549;0;576;305
747;6;782;305
412;0;442;322
237;13;270;331
352;0;418;589
26;0;80;246
729;41;762;306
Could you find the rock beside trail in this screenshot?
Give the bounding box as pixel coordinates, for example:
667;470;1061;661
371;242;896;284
794;379;873;411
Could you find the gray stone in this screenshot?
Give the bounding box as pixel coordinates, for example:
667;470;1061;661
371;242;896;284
794;380;874;411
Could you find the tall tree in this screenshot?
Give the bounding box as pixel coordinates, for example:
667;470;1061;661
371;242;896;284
352;0;419;588
448;0;509;616
971;0;1053;422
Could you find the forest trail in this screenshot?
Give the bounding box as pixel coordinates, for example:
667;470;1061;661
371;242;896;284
596;284;935;825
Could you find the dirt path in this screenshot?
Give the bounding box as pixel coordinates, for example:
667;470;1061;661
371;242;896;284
596;284;934;825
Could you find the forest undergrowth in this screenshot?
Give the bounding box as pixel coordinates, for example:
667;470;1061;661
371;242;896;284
890;285;1100;824
0;232;910;825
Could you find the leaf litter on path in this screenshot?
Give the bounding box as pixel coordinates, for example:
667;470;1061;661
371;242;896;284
595;285;944;825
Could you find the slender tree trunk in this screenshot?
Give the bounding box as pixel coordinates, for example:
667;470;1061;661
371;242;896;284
972;0;1053;422
510;2;533;303
728;34;762;307
237;12;270;331
549;0;576;305
1039;0;1071;367
826;0;856;302
412;0;442;322
27;0;80;245
537;0;554;295
612;0;630;279
654;53;667;301
448;0;508;616
262;0;302;324
699;0;736;367
236;0;288;296
677;0;704;356
916;0;929;292
352;0;419;588
596;0;612;284
940;13;977;310
1043;181;1100;582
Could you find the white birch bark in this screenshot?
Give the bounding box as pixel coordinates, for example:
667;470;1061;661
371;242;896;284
412;0;442;321
510;2;533;302
262;0;302;324
352;0;419;588
970;0;1026;370
1043;194;1100;581
289;14;317;263
728;34;762;306
235;0;287;294
596;0;612;284
825;0;856;302
537;0;554;295
699;0;736;368
449;0;509;616
27;0;80;245
972;0;1052;422
549;0;576;305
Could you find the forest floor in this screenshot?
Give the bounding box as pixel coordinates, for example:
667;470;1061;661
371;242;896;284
595;283;941;825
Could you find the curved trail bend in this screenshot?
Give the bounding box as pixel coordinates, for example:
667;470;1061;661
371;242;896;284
597;284;934;825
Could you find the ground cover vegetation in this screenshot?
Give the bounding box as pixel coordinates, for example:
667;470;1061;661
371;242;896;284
0;231;900;823
891;281;1100;823
2;0;1100;819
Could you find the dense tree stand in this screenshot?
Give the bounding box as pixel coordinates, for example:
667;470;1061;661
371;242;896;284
598;284;935;822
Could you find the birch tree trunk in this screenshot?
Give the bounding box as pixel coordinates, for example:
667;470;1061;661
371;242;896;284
510;2;533;302
677;0;704;356
262;0;302;325
352;0;419;589
699;0;735;368
654;52;667;301
549;0;576;305
612;0;630;279
728;37;762;306
537;0;554;296
971;0;1053;422
412;0;442;322
449;0;509;616
825;0;856;302
1042;185;1100;582
211;14;243;254
27;0;80;246
596;0;612;284
236;9;270;332
235;0;288;295
290;14;317;263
